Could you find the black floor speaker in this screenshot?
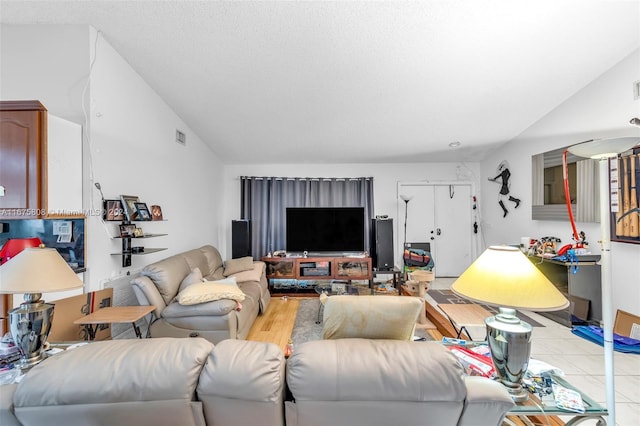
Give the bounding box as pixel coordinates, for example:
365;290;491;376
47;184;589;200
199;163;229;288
232;220;252;258
371;218;394;270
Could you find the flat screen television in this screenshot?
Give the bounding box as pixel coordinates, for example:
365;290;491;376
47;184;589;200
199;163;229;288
286;207;365;253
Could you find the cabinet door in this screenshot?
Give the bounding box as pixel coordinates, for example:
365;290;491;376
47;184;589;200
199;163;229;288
263;258;296;279
335;258;372;280
0;102;47;218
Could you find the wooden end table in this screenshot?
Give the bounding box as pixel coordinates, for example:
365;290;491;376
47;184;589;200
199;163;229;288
437;303;491;340
73;306;155;340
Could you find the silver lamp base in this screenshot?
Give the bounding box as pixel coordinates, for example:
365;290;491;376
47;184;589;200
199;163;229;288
9;295;54;369
486;307;532;402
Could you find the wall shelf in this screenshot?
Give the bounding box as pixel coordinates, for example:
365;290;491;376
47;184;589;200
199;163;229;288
110;222;167;267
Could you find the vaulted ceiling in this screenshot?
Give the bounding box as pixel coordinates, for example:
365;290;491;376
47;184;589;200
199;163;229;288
2;1;639;164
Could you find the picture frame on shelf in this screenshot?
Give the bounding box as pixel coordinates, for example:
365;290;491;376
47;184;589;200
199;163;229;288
120;195;140;221
150;205;163;221
133;227;144;237
135;202;152;221
119;223;136;238
104;199;125;221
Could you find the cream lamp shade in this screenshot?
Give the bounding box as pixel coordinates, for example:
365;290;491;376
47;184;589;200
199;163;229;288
0;247;83;294
451;245;569;311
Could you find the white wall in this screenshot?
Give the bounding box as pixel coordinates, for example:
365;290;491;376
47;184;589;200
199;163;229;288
85;28;225;289
0;24;89;124
1;25;225;291
222;162;482;266
480;49;640;315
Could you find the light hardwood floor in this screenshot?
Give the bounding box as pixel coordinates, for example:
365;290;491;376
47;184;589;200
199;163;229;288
246;297;303;353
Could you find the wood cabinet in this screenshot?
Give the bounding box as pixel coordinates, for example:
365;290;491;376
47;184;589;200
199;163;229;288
262;256;372;282
0;100;48;219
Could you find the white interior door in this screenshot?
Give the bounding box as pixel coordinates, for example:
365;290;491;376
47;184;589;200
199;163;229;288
397;185;435;267
433;185;473;276
397;183;474;277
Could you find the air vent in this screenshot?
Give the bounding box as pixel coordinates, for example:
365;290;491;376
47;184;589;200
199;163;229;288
176;129;186;146
634;80;640;100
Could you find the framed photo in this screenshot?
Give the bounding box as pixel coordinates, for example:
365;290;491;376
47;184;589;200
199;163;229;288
119;223;136;238
133;227;144;237
120;195;140;221
150;205;163;221
104;199;125;221
135;202;151;221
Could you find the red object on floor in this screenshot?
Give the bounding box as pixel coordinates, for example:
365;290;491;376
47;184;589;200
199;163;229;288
0;237;43;264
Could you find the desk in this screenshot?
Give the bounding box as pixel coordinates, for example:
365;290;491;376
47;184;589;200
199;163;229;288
74;306;155;340
438;304;491;340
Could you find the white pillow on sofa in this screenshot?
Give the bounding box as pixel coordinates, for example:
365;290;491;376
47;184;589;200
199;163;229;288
178;267;205;293
176;277;245;306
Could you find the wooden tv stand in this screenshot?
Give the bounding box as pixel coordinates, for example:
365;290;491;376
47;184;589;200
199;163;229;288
261;256;372;282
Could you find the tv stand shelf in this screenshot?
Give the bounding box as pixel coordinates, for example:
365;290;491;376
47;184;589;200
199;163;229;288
262;256;372;283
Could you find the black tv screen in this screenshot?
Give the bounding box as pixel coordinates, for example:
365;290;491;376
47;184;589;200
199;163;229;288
286;207;365;253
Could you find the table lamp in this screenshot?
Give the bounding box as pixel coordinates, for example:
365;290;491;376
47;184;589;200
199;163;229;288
451;245;569;401
0;246;84;368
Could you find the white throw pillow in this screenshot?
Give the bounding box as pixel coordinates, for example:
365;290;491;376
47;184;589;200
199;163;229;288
176;277;245;306
178;267;204;293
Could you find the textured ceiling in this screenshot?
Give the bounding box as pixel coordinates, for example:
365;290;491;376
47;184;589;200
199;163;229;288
1;1;639;164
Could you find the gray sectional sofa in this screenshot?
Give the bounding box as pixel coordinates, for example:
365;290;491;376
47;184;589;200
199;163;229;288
0;337;515;426
130;245;271;343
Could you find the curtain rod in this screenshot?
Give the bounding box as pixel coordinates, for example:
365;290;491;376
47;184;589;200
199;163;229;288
240;176;372;180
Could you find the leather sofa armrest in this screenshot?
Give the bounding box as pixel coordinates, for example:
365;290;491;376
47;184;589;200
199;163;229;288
0;384;20;426
459;376;515;426
131;275;167;316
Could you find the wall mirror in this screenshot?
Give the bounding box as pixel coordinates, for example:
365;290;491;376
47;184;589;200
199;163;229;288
531;146;599;222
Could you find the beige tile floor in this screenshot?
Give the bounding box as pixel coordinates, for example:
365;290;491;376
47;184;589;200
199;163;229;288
428;278;640;426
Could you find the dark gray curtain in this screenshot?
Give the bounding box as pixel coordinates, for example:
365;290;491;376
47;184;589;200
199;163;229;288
240;177;374;258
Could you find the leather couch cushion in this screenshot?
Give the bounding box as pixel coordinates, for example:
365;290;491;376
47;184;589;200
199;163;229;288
163;299;238;317
182;249;211;278
227;261;265;283
287;339;466;402
143;255;191;305
14;338;214;407
200;245;224;278
198;340;285;401
223;256;254;276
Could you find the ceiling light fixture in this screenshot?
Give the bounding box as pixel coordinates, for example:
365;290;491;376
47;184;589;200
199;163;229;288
449;141;461;148
629;117;640;127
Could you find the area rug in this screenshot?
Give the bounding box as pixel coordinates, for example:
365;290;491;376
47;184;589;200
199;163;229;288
427;290;544;327
290;298;434;345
